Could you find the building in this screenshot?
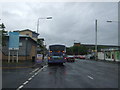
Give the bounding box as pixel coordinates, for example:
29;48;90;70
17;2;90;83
2;33;38;62
71;43;120;61
37;38;45;54
81;44;118;52
37;38;44;47
14;29;39;41
98;48;120;62
74;43;81;46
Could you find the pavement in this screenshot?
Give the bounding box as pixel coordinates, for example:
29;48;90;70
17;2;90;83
2;59;119;69
2;59;119;89
2;60;46;69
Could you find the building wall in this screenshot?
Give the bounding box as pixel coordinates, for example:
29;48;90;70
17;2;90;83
30;45;36;59
115;51;120;61
2;53;33;61
20;31;32;38
98;52;104;60
74;43;81;46
98;51;120;62
2;36;37;61
19;31;37;41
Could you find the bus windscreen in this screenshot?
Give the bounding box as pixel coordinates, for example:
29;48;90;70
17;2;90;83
49;45;65;52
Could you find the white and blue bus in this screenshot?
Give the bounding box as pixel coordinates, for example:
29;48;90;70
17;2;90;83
48;44;66;64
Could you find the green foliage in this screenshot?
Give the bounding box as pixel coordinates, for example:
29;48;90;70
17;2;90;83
1;30;7;46
66;45;109;55
0;23;5;30
37;40;47;55
66;45;89;55
66;47;73;55
0;23;7;46
97;46;107;52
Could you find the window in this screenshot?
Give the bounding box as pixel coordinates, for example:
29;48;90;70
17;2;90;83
32;33;37;38
26;34;29;36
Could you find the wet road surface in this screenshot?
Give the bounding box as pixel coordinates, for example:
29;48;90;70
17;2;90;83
2;59;119;89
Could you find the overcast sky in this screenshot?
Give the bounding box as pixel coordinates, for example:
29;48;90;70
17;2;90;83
1;2;118;47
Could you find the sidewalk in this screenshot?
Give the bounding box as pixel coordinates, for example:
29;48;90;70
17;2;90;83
2;61;44;69
88;59;120;64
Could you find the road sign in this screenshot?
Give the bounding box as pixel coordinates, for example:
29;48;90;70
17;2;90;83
9;32;19;50
36;54;43;63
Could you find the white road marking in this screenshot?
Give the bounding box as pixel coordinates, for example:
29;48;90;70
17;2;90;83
32;75;35;78
34;73;38;75
88;75;94;80
23;81;29;85
17;85;24;89
28;78;32;81
30;68;39;74
37;65;48;73
16;65;48;90
43;65;48;68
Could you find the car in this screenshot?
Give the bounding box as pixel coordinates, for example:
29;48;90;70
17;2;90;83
85;54;95;59
79;55;86;59
75;55;85;59
65;55;75;62
74;55;81;59
85;54;92;59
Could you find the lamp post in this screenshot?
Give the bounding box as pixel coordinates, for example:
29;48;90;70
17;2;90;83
36;16;52;62
25;37;28;61
37;16;52;33
95;19;98;60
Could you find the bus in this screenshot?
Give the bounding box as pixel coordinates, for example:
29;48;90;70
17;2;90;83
48;44;66;64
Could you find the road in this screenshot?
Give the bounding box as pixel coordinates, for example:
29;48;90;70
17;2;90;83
2;59;119;89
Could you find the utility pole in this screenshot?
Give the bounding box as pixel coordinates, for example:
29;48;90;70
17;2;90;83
95;19;98;60
26;37;28;61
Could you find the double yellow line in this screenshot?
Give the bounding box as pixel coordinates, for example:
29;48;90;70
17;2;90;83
1;66;34;69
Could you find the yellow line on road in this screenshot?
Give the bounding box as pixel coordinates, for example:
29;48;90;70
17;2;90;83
1;66;34;69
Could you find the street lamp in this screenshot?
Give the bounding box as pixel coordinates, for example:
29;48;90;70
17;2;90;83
36;16;52;62
107;20;120;50
107;20;119;23
37;16;52;33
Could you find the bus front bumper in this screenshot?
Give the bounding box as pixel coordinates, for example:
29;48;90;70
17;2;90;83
48;59;66;63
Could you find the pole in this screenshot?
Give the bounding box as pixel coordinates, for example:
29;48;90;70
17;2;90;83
26;38;28;61
8;50;10;63
104;50;105;61
37;18;40;33
12;50;14;62
17;50;18;63
95;19;98;60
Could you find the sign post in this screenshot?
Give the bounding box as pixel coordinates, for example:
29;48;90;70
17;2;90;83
36;54;43;63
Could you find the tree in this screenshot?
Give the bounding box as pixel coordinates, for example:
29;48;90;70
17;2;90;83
66;47;73;55
0;23;5;30
66;45;89;55
0;23;7;46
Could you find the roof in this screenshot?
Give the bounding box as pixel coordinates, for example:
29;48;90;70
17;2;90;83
101;48;119;51
49;44;66;47
81;44;118;47
6;34;37;43
37;38;44;41
14;29;39;35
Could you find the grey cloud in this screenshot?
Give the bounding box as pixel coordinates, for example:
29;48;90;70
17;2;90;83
2;2;118;47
